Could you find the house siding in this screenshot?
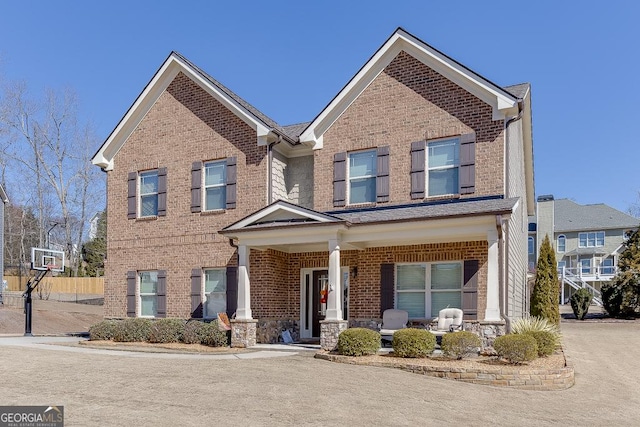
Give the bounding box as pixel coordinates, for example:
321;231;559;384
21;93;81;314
104;72;267;318
315;51;505;211
271;152;314;209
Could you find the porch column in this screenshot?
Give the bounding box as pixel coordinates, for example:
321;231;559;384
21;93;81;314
485;229;501;321
321;239;347;351
236;244;252;320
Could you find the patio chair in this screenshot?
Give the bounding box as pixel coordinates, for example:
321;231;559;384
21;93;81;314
430;308;464;338
379;309;409;345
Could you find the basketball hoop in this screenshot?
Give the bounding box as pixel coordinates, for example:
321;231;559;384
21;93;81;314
46;264;59;271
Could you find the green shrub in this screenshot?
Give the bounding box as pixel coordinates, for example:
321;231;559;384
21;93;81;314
570;288;592;320
182;320;207;344
200;321;229;347
601;282;638;318
112;318;153;342
524;330;556;357
511;315;561;342
337;328;380;356
494;334;538;364
441;331;481;359
391;328;436;358
88;320;119;341
148;318;186;343
530;235;560;325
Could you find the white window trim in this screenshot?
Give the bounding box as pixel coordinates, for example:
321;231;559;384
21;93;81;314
138;270;158;318
203;160;226;212
347;149;377;205
395;261;463;319
578;231;605;248
202;268;226;319
139;170;159;218
557;235;566;253
426;137;460;198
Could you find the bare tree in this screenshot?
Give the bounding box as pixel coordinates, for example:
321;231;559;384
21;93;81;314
629;191;640;218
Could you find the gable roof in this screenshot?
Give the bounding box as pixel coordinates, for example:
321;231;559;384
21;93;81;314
553;199;638;232
298;27;520;148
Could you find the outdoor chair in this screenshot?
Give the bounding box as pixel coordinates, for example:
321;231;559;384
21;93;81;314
378;309;409;345
430;308;464;338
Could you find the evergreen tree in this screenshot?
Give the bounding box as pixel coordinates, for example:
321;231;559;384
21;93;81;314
530;234;560;324
603;227;640;317
81;211;106;277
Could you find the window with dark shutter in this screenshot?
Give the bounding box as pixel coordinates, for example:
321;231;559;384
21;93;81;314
191;162;202;213
226;266;238;318
462;260;479;320
157;167;167;216
190;269;203;318
127;172;137;219
156;270;167;318
126;271;136;317
376;146;390;203
410;141;426;199
333;152;347;207
459;133;476;195
380;263;395;316
226;157;237;210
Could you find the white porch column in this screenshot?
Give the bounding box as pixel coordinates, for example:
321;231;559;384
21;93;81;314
485;229;501;321
235;244;252;320
325;239;343;320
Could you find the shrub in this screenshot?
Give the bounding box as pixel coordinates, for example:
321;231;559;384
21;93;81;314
601;282;638;318
182;320;207;344
337;328;380;356
148;318;186;343
570;288;592;320
441;331;481;359
511;316;561;341
200;321;229;347
112;318;153;342
392;328;436;358
524;330;556;357
530;235;560;325
88;320;119;341
494;334;538;364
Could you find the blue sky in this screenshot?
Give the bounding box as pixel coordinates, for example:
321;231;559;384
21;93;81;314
1;1;638;213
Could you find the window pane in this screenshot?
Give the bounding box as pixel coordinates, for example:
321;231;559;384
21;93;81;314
349;151;376;177
431;263;461;290
141;194;158;216
397;265;426;290
140;296;157;316
596;232;605;246
349;177;376;204
428;139;458;168
557;236;565;252
205;187;226;211
588;233;596;247
140;172;158;194
428;168;458;196
140;271;158;294
205;162;226;186
579;234;587;247
581;259;591;274
204;269;226;293
204;293;227;318
431;292;461;315
397;292;425;318
528;237;535;254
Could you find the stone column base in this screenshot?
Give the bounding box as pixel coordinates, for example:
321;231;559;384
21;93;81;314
230;319;258;348
320;320;348;351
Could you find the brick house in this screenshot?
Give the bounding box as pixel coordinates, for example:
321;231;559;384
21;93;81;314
92;28;534;349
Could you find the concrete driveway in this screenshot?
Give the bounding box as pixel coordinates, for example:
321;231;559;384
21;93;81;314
0;321;638;426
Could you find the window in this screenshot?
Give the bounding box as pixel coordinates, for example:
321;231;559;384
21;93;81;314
139;170;158;217
579;231;604;248
396;262;462;318
528;236;535;255
204;161;226;211
348;150;376;204
427;138;459;197
601;258;615;275
139;271;158;317
580;258;591;275
203;269;226;318
557;235;566;253
557;261;566;272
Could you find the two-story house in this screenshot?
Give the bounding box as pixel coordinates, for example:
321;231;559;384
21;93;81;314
92;28;534;349
529;195;638;305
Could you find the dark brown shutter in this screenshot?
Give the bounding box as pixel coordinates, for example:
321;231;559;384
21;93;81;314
191;161;202;213
463;260;479;320
157;167;167;216
376;146;390;203
226;157;237;210
156;270;167;318
226;266;238;318
190;269;203;318
127;172;137;219
333;152;347;207
410;141;425;199
380;263;395;316
126;271;136;317
459;133;476;195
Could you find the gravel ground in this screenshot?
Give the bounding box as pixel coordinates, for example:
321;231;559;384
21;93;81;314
0;299;103;335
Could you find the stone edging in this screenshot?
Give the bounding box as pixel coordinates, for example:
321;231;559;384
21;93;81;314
315;349;574;391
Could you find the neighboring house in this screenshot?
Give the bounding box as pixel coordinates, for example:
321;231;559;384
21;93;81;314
92;28;534;349
0;184;8;293
88;212;101;240
529;195;638;304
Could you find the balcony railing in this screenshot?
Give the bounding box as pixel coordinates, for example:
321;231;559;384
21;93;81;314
558;266;616;280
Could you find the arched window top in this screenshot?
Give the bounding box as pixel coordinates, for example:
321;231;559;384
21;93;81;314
557;235;566;253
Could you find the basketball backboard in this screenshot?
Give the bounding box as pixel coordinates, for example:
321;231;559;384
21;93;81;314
31;247;65;272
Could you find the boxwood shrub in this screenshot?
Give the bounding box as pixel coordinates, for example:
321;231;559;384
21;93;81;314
112;318;153;342
199;321;229;347
148;318;186;343
392;328;435;358
494;334;538;364
337;328;380;356
524;330;556;357
182;320;207;344
441;331;481;359
88;320;119;341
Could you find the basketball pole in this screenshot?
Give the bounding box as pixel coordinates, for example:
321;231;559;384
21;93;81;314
23;267;51;337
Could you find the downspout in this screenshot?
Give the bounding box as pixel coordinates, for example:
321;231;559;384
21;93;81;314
496;215;511;332
267;135;283;204
228;238;239;266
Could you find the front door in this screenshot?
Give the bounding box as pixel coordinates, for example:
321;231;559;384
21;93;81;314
312;270;329;337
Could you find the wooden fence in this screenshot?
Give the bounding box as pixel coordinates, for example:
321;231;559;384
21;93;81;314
4;276;104;294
